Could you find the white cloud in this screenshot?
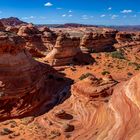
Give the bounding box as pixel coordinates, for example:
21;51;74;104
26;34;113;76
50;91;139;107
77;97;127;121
39;16;47;19
100;14;106;18
62;14;66;17
111;15;119;19
21;16;36;20
69;10;72;13
108;7;112;10
29;16;35;19
57;8;62;10
61;14;73;18
68;14;73;17
44;2;53;7
121;10;132;14
81;15;88;20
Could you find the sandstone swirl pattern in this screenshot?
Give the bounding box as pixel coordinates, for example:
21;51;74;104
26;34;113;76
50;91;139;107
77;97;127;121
35;74;140;140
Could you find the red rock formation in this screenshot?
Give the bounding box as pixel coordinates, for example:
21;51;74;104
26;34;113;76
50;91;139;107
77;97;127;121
116;32;140;43
5;26;19;34
18;24;47;57
39;26;57;51
0;21;5;31
81;29;117;53
44;33;81;66
115;32;140;48
0;30;67;120
0;17;27;26
27;73;140;140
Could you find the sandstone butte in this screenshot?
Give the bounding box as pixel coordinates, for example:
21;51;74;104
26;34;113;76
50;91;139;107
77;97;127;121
0;21;140;140
44;32;81;66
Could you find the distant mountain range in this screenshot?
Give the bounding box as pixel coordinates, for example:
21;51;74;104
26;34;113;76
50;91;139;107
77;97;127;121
108;25;140;32
0;17;140;32
39;23;140;32
0;17;27;26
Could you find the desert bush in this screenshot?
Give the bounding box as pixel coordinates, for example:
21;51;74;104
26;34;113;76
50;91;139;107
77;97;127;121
101;71;110;75
111;51;125;59
127;72;133;76
79;73;92;80
128;62;140;70
0;128;13;135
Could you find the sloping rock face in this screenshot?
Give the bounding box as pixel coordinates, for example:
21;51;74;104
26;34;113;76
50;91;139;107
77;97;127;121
33;73;140;140
116;32;140;43
115;32;140;48
0;21;5;31
0;30;66;119
72;75;117;99
18;24;47;57
44;33;81;66
39;26;57;51
114;32;140;62
5;26;19;34
80;29;117;53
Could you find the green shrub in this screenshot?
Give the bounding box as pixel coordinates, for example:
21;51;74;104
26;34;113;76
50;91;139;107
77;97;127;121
101;71;110;75
111;51;125;59
127;72;133;76
128;62;140;70
79;73;92;80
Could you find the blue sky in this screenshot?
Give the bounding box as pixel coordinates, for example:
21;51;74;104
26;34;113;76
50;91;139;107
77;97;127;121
0;0;140;25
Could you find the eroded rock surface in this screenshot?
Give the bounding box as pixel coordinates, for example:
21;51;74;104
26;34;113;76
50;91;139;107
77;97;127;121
18;24;47;57
28;73;140;140
44;33;81;66
0;21;5;31
0;30;67;120
81;29;117;53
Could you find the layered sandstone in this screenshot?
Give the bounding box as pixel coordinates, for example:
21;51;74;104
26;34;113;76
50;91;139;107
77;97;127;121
0;21;5;31
116;32;140;43
18;24;47;57
25;73;140;140
44;33;81;66
81;29;117;53
115;32;140;49
5;26;19;34
39;26;57;51
0;30;67;119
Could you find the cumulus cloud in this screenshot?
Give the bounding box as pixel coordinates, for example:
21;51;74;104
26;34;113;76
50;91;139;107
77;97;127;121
62;14;66;17
21;16;36;20
100;14;106;18
81;15;88;20
111;15;119;19
68;14;73;17
61;14;73;18
121;10;132;14
57;8;62;10
81;15;94;20
44;2;53;7
68;10;72;13
108;7;112;10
